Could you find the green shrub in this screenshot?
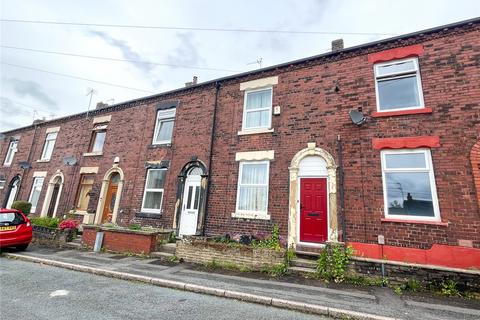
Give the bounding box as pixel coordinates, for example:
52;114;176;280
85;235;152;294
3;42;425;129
316;244;353;283
440;280;460;297
30;216;60;228
128;223;141;230
11;201;32;215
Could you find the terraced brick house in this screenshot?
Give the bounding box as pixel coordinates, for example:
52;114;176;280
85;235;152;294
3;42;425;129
1;18;479;270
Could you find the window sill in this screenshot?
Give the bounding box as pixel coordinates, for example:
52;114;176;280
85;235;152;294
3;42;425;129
237;128;274;136
148;143;172;149
136;212;162;219
381;218;449;226
83;152;103;157
372;108;432;118
36;159;50;163
231;212;270;220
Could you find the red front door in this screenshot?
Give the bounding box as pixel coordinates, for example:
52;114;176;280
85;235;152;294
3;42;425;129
300;178;328;243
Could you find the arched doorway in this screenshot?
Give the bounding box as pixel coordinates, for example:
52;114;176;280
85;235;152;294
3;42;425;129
95;166;124;224
288;143;338;249
4;175;20;209
175;160;208;236
41;172;64;217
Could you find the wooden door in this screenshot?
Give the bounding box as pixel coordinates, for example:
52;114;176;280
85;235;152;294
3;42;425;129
101;184;118;224
300;178;328;243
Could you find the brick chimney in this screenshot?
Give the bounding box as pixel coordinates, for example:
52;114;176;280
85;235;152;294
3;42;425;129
96;102;109;110
32;117;46;125
331;39;344;52
185;76;198;87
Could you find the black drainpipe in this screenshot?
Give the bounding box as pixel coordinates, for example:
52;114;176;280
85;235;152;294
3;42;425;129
202;81;221;235
337;134;347;243
17;123;39;198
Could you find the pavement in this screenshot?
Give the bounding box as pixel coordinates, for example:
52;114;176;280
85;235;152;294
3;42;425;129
2;246;480;320
0;258;328;320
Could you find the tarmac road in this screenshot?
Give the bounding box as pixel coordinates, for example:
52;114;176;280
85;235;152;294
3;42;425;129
0;258;329;320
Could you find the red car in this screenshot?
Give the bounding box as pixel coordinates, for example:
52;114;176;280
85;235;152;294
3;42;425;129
0;208;32;251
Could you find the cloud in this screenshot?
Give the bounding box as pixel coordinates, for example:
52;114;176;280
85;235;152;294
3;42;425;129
88;30;154;74
0;97;31;118
166;32;204;68
8;78;58;108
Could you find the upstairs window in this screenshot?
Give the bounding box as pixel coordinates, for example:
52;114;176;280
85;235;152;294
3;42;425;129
28;176;44;213
374;58;424;112
89;124;107;153
141;169;167;213
40;132;57;161
381;149;440;221
242;88;272;130
153;109;176;145
236;161;269;214
4;140;18;166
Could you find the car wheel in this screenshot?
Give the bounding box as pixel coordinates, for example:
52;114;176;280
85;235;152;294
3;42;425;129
16;244;29;251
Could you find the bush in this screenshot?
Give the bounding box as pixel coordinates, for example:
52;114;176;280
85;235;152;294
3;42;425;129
59;219;79;230
128;223;141;230
30;216;60;228
251;225;281;250
11;201;32;215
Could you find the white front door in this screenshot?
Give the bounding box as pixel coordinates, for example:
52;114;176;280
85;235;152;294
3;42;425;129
179;175;201;236
6;179;19;209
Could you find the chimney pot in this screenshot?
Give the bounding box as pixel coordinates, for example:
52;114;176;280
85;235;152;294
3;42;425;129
331;39;344;52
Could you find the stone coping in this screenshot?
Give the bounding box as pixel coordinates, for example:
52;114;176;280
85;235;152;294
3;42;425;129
83;225;172;236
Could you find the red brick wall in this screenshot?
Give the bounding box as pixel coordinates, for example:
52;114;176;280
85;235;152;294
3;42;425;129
206;24;480;249
81;227;157;254
1;22;479;253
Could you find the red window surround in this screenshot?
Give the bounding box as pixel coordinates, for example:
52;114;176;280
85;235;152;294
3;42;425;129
371;108;432;118
368;44;424;64
372;136;440;150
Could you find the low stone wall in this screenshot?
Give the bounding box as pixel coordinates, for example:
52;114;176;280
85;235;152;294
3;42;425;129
32;225;76;248
82;226;159;254
176;238;285;271
349;257;480;290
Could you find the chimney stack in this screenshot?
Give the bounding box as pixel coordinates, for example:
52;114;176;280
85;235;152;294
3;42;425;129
185;76;198;87
331;39;344;52
33;117;46;125
96;102;109;110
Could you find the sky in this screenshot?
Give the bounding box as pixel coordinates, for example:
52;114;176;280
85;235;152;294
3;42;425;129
0;0;478;131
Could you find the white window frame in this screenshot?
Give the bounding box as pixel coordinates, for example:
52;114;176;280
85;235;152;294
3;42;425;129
90;124;107;153
235;160;270;216
374;57;425;112
380;148;440;221
152;109;176;145
3;140;18;166
242;87;273;131
141;168;166;214
40;132;58;161
28;176;45;213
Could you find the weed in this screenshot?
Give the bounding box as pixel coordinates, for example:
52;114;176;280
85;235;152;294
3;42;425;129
316;244;353;283
440;280;460;297
394;286;403;295
168;255;179;263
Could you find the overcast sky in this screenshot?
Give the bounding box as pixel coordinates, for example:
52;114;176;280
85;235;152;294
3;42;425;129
0;0;478;131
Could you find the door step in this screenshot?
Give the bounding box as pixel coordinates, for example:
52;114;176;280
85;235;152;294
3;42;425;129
288;266;316;275
290;257;317;268
157;242;176;254
151;251;174;258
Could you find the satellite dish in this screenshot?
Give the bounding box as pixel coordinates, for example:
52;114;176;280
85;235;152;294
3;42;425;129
349;109;366;126
63;156;77;166
18;161;32;169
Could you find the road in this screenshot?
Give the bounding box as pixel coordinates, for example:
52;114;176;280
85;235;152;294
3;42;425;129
0;258;328;320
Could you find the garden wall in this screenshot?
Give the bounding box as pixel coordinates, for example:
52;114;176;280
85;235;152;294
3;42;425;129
32;225;76;248
176;238;285;271
82;226;159;254
349;257;480;290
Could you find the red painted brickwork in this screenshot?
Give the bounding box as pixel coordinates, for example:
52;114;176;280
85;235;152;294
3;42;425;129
1;20;479;261
471;141;480;209
367;44;424;63
82;227;158;254
372;136;440;149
